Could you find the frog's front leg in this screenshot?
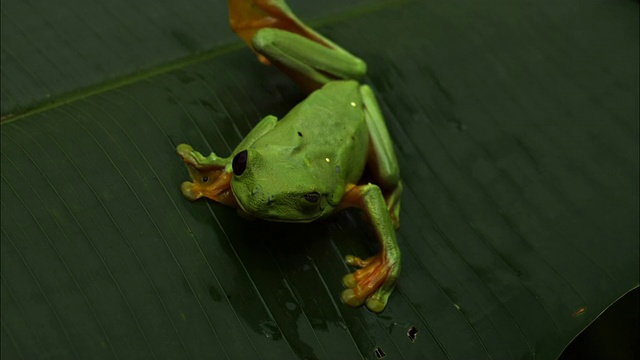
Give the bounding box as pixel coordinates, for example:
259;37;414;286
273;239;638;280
176;115;278;205
339;184;401;313
176;144;234;204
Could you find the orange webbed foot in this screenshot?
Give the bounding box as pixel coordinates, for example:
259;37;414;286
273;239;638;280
176;144;236;206
341;253;398;313
180;165;236;206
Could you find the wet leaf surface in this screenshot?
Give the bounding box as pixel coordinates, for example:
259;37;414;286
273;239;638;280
2;0;638;358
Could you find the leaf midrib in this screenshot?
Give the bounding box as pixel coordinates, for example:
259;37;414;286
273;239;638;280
0;0;411;124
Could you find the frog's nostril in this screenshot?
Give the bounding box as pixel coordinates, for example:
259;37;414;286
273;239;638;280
232;150;248;175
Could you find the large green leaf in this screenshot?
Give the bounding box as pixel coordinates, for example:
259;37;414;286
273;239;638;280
2;0;638;359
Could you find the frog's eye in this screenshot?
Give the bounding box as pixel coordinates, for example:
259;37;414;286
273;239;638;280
303;192;320;203
232;150;248;176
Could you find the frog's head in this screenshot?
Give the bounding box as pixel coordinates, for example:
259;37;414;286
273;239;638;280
229;149;336;222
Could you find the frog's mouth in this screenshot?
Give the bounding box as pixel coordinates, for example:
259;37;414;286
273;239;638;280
232;186;327;223
234;198;324;223
255;213;324;223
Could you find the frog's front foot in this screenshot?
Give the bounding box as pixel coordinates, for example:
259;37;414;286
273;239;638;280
341;253;400;313
178;166;235;205
177;143;198;165
176;143;215;170
175;144;236;206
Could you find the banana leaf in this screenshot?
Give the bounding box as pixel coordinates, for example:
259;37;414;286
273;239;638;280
2;0;638;359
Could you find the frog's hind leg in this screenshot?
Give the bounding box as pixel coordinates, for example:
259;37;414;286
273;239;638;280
339;184;401;313
360;85;402;228
339;86;403;313
252;28;367;92
229;0;339;60
229;0;367;91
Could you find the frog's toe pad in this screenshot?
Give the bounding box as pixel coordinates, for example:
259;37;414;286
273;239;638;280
365;297;386;313
176;143;194;158
180;181;201;201
341;289;365;307
177;143;203;168
344;254;374;268
340;287;389;313
342;273;356;288
340;254;395;312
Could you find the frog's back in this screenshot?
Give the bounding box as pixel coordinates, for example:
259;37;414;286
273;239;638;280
253;80;369;185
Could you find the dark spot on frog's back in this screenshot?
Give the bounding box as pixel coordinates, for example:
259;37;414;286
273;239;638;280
297;131;303;137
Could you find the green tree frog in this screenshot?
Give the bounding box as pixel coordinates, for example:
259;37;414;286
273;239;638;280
176;0;403;313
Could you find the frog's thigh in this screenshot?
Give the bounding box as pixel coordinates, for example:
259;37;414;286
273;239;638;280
252;28;367;87
235;115;278;152
361;85;400;189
